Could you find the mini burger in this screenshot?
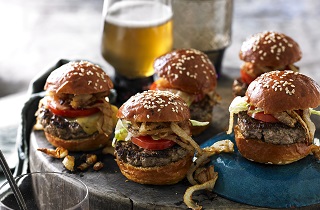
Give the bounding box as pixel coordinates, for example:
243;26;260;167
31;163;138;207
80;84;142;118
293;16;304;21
35;61;118;151
228;70;320;164
233;31;302;96
151;48;220;135
113;90;202;185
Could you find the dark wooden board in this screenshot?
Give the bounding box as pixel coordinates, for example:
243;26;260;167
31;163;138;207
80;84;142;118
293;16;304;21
29;74;320;209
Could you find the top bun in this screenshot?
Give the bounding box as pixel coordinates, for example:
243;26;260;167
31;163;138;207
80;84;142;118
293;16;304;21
246;70;320;113
154;48;217;94
239;31;302;67
117;90;190;122
45;61;113;94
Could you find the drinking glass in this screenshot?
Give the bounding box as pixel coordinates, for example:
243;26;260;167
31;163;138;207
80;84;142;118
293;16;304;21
172;0;233;75
0;172;89;210
101;0;173;103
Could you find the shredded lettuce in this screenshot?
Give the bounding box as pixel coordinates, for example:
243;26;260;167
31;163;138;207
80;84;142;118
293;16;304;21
112;119;131;147
114;127;128;141
228;96;249;114
310;108;320;116
190;119;209;127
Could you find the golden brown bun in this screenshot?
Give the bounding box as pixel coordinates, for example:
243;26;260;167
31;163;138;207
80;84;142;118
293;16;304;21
115;152;193;185
117;90;190;122
239;31;301;67
154;48;217;94
45;61;113;95
246;70;320;113
44;132;110;152
234;126;312;164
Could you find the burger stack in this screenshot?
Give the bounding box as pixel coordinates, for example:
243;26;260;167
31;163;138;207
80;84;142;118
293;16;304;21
113;90;202;185
229;70;320;164
233;31;302;96
151;48;220;135
35;61;118;151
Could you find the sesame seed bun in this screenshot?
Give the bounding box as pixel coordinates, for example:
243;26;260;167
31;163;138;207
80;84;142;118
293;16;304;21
45;60;113;95
234;126;312;165
115;151;193;185
117;90;190;122
246;70;320;114
154;48;217;95
239;31;302;67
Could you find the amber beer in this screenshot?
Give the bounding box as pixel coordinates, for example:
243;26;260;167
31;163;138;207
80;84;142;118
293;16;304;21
101;1;173;79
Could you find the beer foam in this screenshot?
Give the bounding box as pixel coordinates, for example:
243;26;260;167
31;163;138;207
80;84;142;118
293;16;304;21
105;1;172;27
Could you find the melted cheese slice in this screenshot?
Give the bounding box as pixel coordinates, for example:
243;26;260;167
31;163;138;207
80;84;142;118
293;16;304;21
70;105;118;135
69;113;101;135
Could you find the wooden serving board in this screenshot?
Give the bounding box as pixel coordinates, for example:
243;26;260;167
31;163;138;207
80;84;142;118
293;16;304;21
29;75;262;210
28;74;320;210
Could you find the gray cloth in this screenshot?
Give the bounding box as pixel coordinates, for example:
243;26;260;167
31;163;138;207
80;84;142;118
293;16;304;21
14;59;70;176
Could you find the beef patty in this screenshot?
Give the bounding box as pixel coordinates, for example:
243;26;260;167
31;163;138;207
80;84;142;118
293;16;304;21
114;141;190;168
237;111;307;145
37;106;94;140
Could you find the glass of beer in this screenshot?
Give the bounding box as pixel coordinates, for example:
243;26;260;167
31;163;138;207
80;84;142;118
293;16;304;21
101;0;173;103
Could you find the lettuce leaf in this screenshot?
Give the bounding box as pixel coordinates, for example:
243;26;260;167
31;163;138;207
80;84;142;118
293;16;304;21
190;119;209;127
229;96;249;114
310;108;320;116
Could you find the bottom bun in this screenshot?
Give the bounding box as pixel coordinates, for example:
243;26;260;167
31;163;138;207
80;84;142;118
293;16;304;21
115;152;193;185
44;132;110;152
234;126;312;165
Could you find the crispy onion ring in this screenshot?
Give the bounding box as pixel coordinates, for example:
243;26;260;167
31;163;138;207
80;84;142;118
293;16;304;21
94;100;114;136
227;112;235;135
187;140;234;185
171;122;203;155
311;144;320;160
165;135;195;152
287;110;313;144
183;140;234;209
184;170;218;210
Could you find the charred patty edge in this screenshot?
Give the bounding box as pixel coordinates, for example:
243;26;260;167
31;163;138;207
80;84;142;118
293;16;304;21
114;141;190;168
36;106;97;140
237;111;307;145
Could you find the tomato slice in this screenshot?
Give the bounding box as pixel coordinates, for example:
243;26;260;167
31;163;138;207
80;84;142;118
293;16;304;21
149;81;158;90
149;78;172;90
240;69;255;85
131;136;176;150
48;103;99;118
248;112;279;123
247;106;279;123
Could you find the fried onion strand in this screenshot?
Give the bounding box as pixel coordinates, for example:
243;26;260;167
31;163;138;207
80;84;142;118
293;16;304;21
171;122;203;155
184;171;218;210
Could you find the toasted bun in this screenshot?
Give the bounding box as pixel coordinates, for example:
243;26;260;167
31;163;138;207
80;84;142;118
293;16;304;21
115;152;193;185
44;132;110;152
154;48;217;94
117;90;190;122
246;70;320;113
239;31;301;67
234;126;312;164
45;61;113;95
